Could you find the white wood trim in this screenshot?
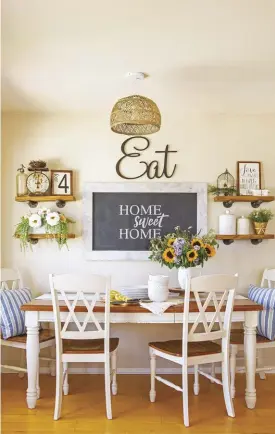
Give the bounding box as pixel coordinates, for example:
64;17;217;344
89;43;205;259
83;182;207;260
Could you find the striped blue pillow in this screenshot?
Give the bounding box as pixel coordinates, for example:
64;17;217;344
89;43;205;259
0;288;32;339
248;284;275;340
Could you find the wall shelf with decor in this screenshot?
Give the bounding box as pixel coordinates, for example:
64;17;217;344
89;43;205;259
216;234;275;245
15;195;76;208
15;233;76;245
214;195;275;209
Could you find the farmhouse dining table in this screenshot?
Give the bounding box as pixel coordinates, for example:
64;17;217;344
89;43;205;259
21;294;262;411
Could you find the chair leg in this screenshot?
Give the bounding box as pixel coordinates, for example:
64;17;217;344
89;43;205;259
36;358;40;399
149;350;156;403
54;360;63;421
111;351;118;396
63;362;69;396
230;345;238;399
193;365;199;395
105;356;112;420
18;350;25;378
222;355;235;418
210;362;216;383
182;365;189;427
257;349;266;380
50;344;56;377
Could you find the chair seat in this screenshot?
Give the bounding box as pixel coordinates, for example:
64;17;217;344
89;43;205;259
1;329;55;344
63;338;119;354
149;340;221;357
230;329;273;345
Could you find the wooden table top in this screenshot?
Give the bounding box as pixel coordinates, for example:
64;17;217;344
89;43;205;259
21;298;263;313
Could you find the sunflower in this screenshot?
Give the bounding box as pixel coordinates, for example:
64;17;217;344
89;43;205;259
186;249;198;262
191;238;204;249
167;238;176;247
204;244;216;257
162;248;175;263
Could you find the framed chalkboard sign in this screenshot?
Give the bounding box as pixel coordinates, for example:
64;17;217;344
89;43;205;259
83;183;207;260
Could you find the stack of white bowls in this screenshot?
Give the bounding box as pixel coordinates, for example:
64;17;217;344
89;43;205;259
148;275;169;302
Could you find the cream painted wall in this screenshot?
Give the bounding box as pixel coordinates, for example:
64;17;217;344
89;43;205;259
1;112;275;370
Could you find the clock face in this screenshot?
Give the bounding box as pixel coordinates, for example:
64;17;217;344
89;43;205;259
27;172;50;195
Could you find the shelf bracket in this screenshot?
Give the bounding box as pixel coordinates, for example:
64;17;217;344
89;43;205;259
222;239;234;245
56;200;66;208
29;238;39;245
251;239;263;245
222;200;233;208
27;200;38;208
251;200;263;208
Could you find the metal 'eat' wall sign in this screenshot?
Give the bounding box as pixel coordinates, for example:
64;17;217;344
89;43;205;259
116;136;177;180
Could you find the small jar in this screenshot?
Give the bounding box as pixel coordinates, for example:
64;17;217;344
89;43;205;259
219;210;236;235
237;216;250;235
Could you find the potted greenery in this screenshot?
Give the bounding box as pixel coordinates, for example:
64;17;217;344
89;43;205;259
14;207;75;251
149;226;218;290
248;208;274;235
208;184;237;197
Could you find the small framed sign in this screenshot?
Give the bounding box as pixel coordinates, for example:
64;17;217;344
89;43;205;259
237;161;261;195
51;170;73;196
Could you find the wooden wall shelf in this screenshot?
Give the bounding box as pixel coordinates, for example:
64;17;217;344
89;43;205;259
15;195;75;208
15;233;76;245
214;195;274;209
214;195;274;208
216;234;275;245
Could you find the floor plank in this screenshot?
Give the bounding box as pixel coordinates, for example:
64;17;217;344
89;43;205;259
1;374;275;433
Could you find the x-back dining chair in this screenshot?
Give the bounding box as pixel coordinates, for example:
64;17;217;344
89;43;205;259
49;273;119;420
1;268;55;398
229;268;275;398
148;274;237;427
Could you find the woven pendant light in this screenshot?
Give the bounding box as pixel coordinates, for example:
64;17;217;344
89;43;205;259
110;94;161;135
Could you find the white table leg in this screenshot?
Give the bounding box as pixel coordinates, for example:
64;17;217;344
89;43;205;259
244;311;258;409
25;311;39;409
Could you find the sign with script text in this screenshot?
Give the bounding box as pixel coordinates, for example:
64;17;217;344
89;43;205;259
83;183;207;260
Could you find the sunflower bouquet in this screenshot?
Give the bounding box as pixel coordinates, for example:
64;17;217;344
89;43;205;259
14;207;75;251
149;227;218;269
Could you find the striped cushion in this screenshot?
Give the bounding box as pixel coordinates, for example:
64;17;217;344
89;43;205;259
0;288;32;339
248;284;275;340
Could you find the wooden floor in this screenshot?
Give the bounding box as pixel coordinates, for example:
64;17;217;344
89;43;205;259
2;374;275;433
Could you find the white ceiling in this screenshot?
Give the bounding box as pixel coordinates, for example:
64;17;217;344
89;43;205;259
2;0;275;113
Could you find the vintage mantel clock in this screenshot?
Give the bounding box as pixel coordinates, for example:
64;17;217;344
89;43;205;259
26;160;50;196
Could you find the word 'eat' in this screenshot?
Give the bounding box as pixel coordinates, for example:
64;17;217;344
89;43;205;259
116;136;177;180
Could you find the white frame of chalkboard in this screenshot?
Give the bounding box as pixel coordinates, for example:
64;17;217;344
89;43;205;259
83;182;207;261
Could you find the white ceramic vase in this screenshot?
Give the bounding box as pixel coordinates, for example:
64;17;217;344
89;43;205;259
178;267;202;290
148;275;169;302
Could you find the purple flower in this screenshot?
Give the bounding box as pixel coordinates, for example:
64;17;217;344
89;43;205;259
174;246;182;256
194;245;200;251
175;238;185;245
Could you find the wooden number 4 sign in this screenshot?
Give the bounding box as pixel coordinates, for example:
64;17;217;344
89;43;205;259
51;170;73;196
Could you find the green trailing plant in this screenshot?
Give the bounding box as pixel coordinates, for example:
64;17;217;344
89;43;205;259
248;209;274;223
14;207;75;251
208;184;237;196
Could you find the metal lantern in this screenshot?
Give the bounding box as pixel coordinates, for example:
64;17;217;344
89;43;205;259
217;169;235;191
110;94;161;135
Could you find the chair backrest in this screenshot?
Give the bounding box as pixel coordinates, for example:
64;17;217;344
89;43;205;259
49;273;111;346
1;268;23;290
261;269;275;288
182;273;236;358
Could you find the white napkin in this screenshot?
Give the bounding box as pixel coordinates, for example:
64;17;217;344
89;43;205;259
139;301;180;315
